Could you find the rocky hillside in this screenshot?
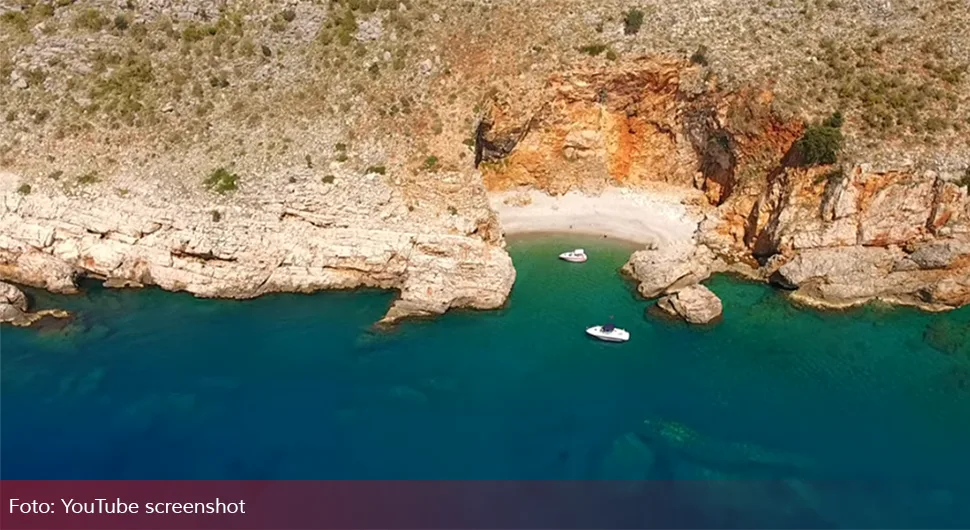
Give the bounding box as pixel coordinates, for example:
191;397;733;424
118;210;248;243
1;0;969;319
2;0;968;182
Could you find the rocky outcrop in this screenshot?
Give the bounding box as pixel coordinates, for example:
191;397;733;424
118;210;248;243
621;242;715;298
0;169;516;326
745;165;970;310
656;285;723;324
0;281;29;323
0;280;69;327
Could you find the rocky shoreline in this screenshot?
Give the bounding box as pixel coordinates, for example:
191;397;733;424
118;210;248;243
3;58;968;328
0;170;516;327
0;280;70;327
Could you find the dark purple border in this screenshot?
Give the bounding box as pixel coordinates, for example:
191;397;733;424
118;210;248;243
3;480;968;529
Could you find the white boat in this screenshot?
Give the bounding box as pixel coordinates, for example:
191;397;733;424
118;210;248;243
559;248;587;263
586;324;630;343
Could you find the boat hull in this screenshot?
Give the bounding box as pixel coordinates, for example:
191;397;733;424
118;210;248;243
585;327;630;342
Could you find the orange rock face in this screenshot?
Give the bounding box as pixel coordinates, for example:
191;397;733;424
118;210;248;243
481;58;712;194
479;56;970;311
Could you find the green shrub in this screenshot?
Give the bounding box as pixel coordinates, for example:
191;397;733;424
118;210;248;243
422;155;439;170
17;183;31;195
210;210;222;222
606;49;619;61
822;111;844;128
334;142;347;151
364;165;386;175
204;167;239;192
578;44;607;56
447;206;458;215
623;9;644;35
794;124;843;166
47;170;63;180
282;9;296;22
322;175;335;184
305;154;313;168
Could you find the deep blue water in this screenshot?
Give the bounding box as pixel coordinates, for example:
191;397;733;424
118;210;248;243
2;235;969;527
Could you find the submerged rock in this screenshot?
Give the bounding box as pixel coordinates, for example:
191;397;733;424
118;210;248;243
655;284;723;324
923;318;970;356
595;432;657;480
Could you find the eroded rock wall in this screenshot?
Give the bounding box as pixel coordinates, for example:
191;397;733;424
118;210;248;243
482;57;970;311
0;170;516;325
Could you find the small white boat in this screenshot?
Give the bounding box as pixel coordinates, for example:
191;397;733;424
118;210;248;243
586;324;630;343
559;248;587;263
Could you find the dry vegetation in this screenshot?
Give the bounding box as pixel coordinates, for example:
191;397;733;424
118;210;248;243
1;0;968;193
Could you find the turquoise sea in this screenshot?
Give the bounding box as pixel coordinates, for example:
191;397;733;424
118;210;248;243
2;235;969;527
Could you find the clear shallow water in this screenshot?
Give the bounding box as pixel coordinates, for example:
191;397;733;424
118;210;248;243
2;235;969;527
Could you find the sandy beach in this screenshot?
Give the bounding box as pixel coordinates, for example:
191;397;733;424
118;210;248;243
489;188;701;247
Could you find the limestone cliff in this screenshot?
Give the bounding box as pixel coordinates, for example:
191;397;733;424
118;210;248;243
0;170;515;325
480;57;970;311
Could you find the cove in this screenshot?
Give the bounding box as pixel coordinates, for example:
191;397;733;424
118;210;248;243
2;235;969;527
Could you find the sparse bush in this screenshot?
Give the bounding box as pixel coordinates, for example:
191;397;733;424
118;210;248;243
182;23;215;42
47;170;63;180
31;109;50;124
210;210;222;222
77;171;100;184
365;165;386;175
261;44;272;57
305;154;313;168
17;184;31;195
794;123;843;166
690;46;709;66
322;175;335;184
282;9;297;22
925;117;948;132
113;14;130;31
958;167;970;189
33;3;55;18
423;155;439;170
606;49;619;61
623;9;644;35
270;16;287;33
73;8;107;31
823;110;844;129
447;206;458;216
1;11;28;32
578;44;607;56
204;167;239;192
